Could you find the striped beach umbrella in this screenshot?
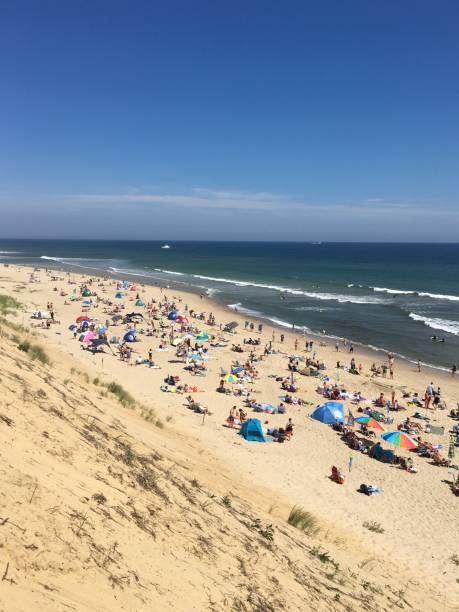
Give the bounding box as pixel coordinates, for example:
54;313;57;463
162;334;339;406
381;431;418;449
355;416;385;431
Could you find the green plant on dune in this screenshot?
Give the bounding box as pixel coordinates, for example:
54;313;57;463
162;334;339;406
106;381;135;407
18;339;50;365
0;294;21;315
287;506;320;535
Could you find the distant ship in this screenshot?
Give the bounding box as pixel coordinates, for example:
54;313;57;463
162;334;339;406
161;244;171;249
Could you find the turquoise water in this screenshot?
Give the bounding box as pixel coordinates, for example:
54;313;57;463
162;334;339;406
1;239;458;370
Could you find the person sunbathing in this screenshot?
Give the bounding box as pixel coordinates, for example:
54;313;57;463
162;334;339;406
330;466;345;484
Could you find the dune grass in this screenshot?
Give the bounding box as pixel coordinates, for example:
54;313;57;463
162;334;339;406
18;339;50;365
0;294;21;315
287;506;320;535
106;381;136;407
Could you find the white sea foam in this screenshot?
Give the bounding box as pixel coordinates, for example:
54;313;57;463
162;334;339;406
40;255;63;262
154;268;184;276
0;251;22;254
182;273;387;304
373;286;415;295
372;286;459;301
409;313;459;335
417;291;459;302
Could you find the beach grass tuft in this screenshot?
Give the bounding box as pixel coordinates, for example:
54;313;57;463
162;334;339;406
0;294;21;315
363;520;385;534
106;381;135;407
287;506;319;535
17;339;50;364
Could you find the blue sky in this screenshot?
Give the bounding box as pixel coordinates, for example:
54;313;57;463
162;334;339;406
1;1;458;240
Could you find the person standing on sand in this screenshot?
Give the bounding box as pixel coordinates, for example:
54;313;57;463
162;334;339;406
294;339;298;351
417;360;421;372
452;364;457;376
335;341;339;351
280;333;284;343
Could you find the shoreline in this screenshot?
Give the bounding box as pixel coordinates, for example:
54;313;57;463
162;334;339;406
21;260;456;380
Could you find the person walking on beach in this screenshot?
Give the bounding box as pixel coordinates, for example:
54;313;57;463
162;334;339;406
452;364;457;377
258;323;263;334
294;339;298;351
417;359;421;373
280;333;284;343
335;341;339;352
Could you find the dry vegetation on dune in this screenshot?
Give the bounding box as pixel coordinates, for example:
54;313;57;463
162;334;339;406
0;308;452;611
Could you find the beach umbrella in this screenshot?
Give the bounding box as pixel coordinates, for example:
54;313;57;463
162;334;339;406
310;401;345;425
168;311;178;320
231;366;244;374
355;416;385;431
225;374;237;383
76;315;90;322
381;431;418;449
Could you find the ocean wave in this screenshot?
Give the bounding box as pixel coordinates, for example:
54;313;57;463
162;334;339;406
372;286;459;301
292;306;338;312
187;273;386;304
154;268;184;276
40;255;63;262
409;313;459;336
0;250;22;254
373;286;415;295
417;291;459;302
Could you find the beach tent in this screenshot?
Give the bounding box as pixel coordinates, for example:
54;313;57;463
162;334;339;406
135;299;145;307
122;281;129;289
123;331;136;342
168;311;178;320
82;289;92;297
115;291;124;299
310;401;344;425
82;330;96;343
239;418;266;442
224;321;238;332
69;295;79;301
196;331;209;341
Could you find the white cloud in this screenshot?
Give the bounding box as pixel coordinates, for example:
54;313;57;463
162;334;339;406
66;188;420;213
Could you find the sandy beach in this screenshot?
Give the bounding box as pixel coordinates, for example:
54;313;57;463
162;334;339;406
1;263;458;611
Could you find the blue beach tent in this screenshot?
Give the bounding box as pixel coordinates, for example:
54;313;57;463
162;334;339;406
310;401;344;424
239;418;266;442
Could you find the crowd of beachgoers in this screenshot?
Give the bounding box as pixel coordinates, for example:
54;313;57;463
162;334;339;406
26;267;459;494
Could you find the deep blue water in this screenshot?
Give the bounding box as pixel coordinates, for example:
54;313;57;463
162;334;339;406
1;239;458;370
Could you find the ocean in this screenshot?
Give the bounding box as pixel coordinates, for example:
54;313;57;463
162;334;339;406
1;239;458;371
